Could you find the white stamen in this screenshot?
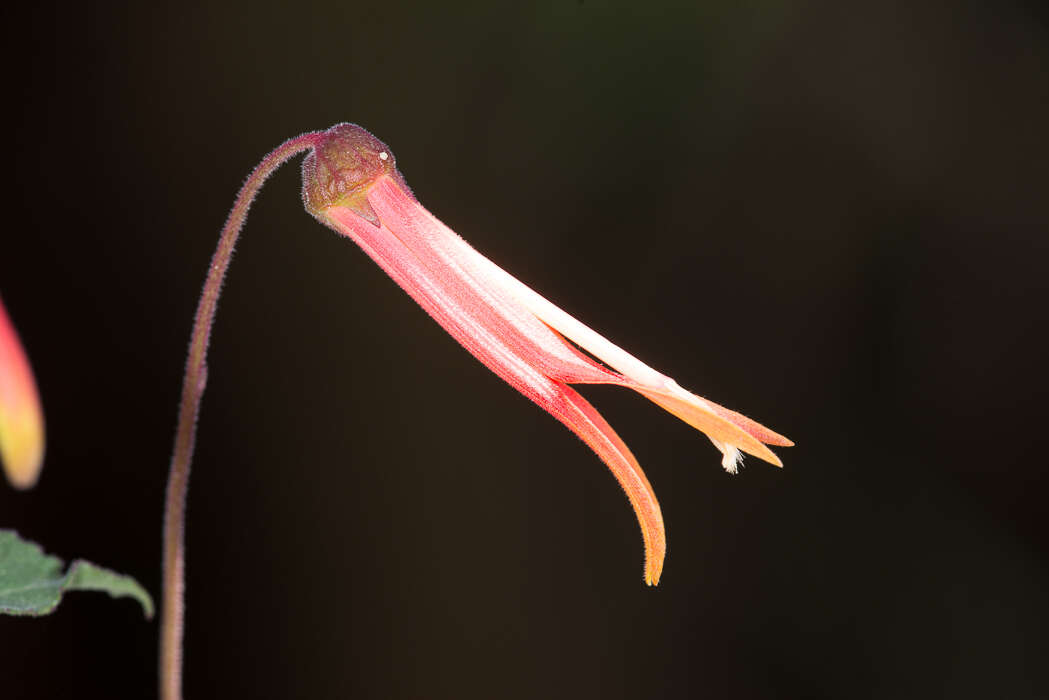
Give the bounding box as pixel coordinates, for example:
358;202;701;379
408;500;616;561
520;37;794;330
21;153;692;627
708;437;742;474
721;445;743;474
379;151;389;161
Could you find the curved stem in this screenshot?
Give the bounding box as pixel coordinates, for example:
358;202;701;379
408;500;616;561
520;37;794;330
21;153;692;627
161;132;320;700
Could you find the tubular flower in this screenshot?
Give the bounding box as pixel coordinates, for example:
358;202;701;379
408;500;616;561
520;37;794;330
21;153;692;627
301;124;792;585
0;295;45;490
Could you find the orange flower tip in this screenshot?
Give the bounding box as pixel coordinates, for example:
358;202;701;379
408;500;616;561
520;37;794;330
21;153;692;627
301;123;413;226
741;447;784;470
762;433;794;448
646;566;663;587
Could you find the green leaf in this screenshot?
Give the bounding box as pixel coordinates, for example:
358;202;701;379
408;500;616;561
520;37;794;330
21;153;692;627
0;530;153;619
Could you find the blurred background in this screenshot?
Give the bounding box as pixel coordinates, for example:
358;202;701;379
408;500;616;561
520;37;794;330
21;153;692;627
2;1;1048;697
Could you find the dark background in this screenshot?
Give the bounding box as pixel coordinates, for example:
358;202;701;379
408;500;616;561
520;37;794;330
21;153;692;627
2;1;1047;698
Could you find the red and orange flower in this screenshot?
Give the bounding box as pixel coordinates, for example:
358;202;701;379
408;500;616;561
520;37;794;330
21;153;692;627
0;296;45;490
301;125;792;584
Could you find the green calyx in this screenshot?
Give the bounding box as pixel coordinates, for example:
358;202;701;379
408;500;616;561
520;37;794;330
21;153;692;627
301;123;407;225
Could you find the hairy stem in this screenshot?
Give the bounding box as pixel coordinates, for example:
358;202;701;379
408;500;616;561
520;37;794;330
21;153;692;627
161;132;320;700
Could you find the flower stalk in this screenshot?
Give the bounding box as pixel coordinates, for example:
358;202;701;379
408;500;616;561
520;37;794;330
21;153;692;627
160;131;321;700
161;123;791;699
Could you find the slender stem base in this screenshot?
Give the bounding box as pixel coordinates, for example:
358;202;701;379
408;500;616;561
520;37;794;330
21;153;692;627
160;132;320;700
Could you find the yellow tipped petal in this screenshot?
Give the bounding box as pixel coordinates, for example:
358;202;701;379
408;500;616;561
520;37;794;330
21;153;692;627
707;402;794;447
636;385;784;468
0;297;45;489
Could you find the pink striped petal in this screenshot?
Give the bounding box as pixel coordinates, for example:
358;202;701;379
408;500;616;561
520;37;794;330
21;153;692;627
364;176;791;470
301;123;791;583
